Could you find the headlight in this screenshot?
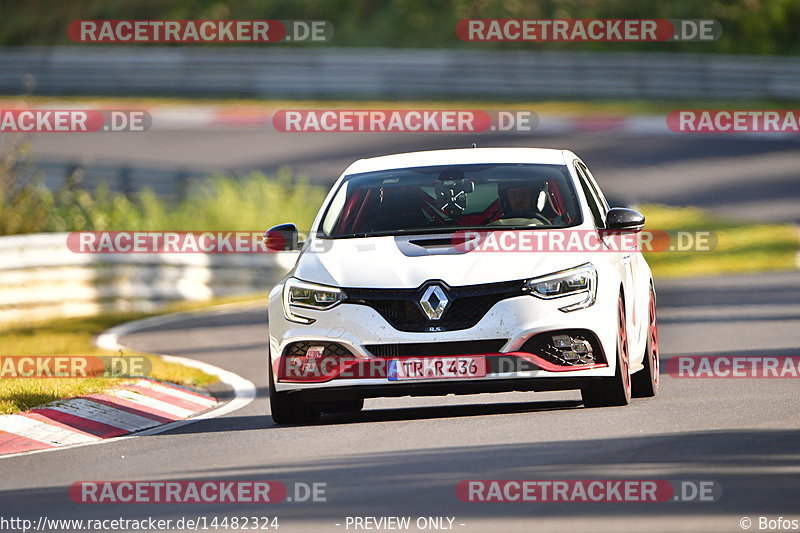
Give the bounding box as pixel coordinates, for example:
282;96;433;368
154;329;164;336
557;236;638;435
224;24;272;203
524;264;597;312
282;278;346;324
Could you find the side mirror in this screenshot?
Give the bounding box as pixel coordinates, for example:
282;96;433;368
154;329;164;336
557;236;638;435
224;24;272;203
263;223;302;251
604;208;645;232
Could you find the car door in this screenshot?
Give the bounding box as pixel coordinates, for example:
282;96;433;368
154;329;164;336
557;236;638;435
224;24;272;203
574;160;641;337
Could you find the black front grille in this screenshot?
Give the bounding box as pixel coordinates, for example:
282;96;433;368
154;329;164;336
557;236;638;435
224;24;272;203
365;339;507;358
345;280;525;332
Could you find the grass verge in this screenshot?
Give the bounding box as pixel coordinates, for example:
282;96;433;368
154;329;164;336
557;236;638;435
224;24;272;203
0;295;265;414
641;204;799;278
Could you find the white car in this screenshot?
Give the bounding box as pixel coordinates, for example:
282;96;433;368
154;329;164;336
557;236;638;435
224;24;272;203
266;148;659;424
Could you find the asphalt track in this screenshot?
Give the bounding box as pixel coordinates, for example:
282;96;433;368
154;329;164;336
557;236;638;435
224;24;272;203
1;130;799;533
2;272;799;532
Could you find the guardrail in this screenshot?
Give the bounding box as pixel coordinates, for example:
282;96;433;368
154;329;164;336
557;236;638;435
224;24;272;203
0;233;296;326
1;46;799;100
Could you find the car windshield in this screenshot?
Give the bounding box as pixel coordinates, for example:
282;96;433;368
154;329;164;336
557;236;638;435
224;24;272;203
320;163;582;238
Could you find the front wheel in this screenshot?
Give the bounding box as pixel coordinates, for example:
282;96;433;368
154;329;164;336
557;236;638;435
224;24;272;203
581;295;631;407
632;284;659;398
268;356;321;424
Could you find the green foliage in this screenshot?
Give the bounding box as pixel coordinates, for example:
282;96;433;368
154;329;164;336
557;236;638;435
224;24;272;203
0;0;799;54
0;156;325;235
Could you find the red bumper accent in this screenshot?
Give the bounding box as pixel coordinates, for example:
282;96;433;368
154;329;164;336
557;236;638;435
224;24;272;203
277;352;607;383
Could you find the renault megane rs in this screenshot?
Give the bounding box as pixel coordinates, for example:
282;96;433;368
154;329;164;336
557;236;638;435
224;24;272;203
265;148;659;424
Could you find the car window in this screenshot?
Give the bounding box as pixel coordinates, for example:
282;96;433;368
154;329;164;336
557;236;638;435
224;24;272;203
577;162;610;213
574;163;605;229
319;163;582;238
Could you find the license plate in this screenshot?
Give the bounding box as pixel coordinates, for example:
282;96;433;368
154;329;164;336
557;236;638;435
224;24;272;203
388;356;487;381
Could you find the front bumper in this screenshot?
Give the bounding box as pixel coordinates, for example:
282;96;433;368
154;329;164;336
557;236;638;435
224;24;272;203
268;290;619;396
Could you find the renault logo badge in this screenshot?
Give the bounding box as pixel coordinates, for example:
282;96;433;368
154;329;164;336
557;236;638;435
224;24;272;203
419;285;449;320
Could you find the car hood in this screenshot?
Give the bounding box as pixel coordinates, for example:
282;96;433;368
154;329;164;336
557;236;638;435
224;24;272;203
293;234;595;288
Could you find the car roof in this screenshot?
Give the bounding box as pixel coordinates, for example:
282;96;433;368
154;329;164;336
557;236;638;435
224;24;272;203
343;147;573;175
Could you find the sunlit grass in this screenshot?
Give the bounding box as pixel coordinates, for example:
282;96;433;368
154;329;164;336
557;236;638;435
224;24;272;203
641;204;799;278
45;170;325;234
1;168;325;236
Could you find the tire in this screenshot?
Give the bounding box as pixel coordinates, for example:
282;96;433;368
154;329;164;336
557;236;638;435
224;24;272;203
632;284;659;398
581;295;632;407
268;355;321;424
319;399;364;414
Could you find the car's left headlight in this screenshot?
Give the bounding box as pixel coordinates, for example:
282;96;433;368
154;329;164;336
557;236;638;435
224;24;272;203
282;277;346;324
523;264;597;312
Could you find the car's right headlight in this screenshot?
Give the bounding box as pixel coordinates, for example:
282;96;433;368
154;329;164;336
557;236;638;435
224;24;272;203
523;263;597;312
282;277;346;324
